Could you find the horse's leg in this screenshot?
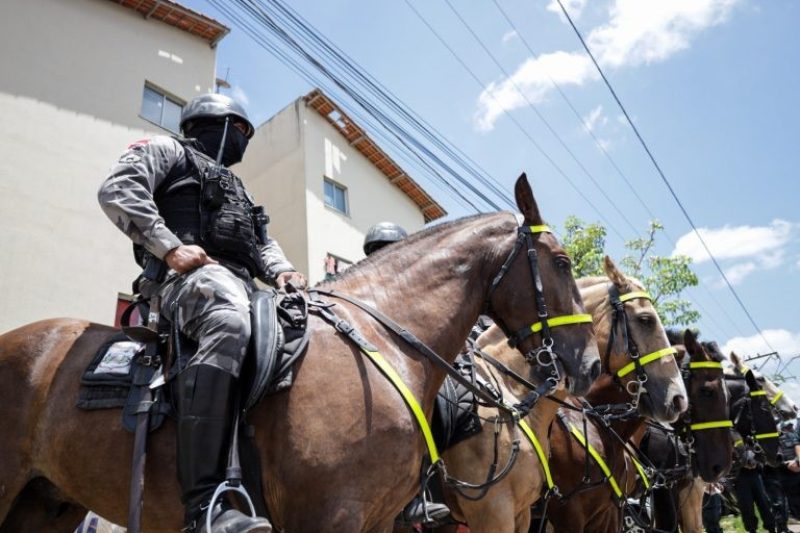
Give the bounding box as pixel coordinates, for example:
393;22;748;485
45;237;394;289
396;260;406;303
677;477;705;533
514;506;531;533
0;478;87;533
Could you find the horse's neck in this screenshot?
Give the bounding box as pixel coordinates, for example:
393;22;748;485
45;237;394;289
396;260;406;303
325;213;514;364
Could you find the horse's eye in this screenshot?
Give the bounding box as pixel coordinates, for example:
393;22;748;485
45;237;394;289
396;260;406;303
555;256;571;272
637;314;655;326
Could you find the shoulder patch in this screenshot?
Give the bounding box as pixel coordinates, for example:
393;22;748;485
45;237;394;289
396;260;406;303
119;152;142;164
127;139;150;150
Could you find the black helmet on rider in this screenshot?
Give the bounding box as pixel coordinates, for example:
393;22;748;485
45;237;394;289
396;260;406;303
180;93;255;166
363;222;408;256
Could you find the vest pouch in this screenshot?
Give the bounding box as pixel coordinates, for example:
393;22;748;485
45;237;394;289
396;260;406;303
205;204;258;255
202;172;227;208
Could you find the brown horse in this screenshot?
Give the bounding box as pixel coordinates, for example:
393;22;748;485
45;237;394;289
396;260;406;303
543;258;687;532
0;176;599;532
435;257;684;533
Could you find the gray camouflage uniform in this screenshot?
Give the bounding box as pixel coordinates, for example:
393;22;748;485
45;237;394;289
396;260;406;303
98;135;296;377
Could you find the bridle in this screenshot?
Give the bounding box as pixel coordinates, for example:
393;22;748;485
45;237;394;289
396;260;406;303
485;224;593;386
675;360;733;472
729;373;780;463
604;286;677;408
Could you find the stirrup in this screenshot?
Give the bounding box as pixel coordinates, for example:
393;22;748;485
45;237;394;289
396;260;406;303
205;480;258;533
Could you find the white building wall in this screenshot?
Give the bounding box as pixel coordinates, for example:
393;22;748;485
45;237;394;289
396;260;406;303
0;0;219;333
301;104;426;284
0;0;216;131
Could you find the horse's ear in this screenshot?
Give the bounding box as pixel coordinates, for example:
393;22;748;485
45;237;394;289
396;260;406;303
603;256;628;290
744;368;760;390
683;329;701;359
730;351;744;373
514;173;543;224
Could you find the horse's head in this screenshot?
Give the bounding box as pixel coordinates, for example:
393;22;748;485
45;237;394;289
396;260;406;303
728;367;782;468
485;175;600;396
580;257;687;422
730;351;798;421
675;332;732;481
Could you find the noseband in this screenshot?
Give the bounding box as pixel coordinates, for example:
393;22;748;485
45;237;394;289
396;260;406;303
604;287;677;408
485;224;592;384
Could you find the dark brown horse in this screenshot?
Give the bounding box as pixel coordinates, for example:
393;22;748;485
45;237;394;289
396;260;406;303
646;332;733;533
0;176;599;532
543;260;687;532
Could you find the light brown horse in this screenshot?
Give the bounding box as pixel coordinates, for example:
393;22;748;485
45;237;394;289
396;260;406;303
544;258;687;532
0;176;599;532
435;257;684;533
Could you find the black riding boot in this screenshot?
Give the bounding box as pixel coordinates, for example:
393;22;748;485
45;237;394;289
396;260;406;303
175;364;271;533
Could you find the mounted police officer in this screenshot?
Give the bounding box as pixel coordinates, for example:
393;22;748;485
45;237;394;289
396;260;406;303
363;222;451;527
99;93;305;533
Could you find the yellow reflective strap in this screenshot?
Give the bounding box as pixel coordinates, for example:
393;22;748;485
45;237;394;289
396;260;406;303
362;350;439;463
750;390;767;397
569;424;623;498
617;347;678;378
739;365;751;374
689;361;724;370
530;314;593;334
619;291;652;303
529;225;551;234
734;438;744;447
630;456;650;490
518;419;554;490
690;420;734;431
771;390;785;405
755;432;780;440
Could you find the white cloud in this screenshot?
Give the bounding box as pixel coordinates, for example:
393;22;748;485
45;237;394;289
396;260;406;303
475;51;596;131
720;261;757;286
583;104;607;132
475;0;740;130
673;220;794;263
586;0;739;69
546;0;588;20
723;329;800;359
231;85;250;106
502;30;518;44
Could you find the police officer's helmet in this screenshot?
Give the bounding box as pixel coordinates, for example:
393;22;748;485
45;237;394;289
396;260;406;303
180;93;255;139
363;222;408;256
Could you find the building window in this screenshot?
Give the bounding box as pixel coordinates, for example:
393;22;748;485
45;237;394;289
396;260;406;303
140;84;184;133
324;178;348;215
324;253;353;281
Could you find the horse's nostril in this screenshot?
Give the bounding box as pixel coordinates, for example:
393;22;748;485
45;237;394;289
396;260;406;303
672;394;687;413
589;360;601;382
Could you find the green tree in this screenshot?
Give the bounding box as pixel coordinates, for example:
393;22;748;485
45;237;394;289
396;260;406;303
562;218;700;327
561;215;607;278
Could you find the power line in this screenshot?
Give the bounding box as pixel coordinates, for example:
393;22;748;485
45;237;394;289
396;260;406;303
489;0;749;340
402;0;628;243
554;0;775;352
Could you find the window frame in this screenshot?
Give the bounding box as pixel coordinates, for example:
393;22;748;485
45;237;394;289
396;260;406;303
323;177;349;216
139;82;185;133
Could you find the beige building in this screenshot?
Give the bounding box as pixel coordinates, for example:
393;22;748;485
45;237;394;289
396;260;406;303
237;89;446;284
0;1;445;334
0;0;226;333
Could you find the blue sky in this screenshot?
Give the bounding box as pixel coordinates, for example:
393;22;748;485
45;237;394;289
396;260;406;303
183;0;800;375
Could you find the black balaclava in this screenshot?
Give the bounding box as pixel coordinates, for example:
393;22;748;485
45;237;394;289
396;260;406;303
189;119;249;166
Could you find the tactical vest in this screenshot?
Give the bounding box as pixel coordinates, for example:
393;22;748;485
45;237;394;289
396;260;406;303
145;138;268;278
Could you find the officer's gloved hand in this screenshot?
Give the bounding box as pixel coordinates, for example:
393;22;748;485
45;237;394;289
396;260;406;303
277;271;307;290
165;245;219;274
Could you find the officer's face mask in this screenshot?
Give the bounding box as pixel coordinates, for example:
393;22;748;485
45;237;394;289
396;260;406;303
190;120;250;166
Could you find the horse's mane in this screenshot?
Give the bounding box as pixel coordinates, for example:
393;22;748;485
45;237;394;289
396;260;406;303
316;212;504;286
701;340;726;363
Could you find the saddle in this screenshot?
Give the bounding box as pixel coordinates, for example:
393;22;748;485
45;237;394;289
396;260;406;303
76;288;309;430
432;352;484;452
